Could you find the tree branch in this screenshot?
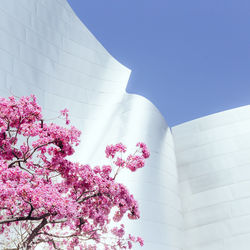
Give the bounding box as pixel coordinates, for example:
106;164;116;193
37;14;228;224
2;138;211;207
78;192;100;203
0;213;50;225
24;218;47;249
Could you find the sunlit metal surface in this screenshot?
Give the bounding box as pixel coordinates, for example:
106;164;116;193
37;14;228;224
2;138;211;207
173;106;250;250
0;0;181;249
1;1;249;249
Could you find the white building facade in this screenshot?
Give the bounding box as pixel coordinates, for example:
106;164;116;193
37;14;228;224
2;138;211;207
0;1;249;249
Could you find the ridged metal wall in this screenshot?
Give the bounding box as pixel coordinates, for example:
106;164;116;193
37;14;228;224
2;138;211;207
173;106;250;250
2;1;250;249
0;0;182;249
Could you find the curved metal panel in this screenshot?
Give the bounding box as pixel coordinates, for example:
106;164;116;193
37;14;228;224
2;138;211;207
0;0;182;249
173;105;250;250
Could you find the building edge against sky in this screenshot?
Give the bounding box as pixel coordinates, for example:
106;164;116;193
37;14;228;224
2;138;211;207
0;0;182;249
0;0;250;250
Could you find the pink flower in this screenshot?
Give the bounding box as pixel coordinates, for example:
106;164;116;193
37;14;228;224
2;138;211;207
114;157;125;167
126;155;145;172
105;143;126;158
60;108;70;125
0;95;148;249
111;226;125;238
137;237;144;246
136;142;150;158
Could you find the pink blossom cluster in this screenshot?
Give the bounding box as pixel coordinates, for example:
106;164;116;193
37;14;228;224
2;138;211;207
136;142;150;159
60;108;70;125
0;95;150;249
105;142;150;173
105;143;127;158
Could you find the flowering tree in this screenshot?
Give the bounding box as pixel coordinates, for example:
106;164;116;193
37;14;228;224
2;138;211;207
0;95;150;250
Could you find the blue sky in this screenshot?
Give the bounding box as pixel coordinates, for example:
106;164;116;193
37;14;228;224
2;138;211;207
67;0;250;126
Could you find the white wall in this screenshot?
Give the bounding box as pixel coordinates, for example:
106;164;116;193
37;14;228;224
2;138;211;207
173;105;250;250
0;0;182;249
3;1;250;249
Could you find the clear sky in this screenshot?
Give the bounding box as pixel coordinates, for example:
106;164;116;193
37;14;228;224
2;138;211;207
67;0;250;127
